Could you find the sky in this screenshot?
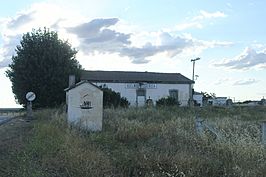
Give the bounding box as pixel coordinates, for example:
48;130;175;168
0;0;266;108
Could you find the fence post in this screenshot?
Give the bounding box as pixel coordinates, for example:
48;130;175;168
262;121;266;145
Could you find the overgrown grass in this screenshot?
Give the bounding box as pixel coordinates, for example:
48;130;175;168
3;106;266;177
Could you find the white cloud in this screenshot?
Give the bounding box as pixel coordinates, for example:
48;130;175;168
66;18;232;64
7;11;35;29
193;10;227;21
0;58;11;68
0;2;233;67
214;78;231;85
214;47;266;70
175;10;227;31
213;77;259;86
175;22;203;31
233;78;259;86
0;34;22;67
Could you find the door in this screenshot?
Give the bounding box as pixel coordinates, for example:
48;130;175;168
136;89;146;106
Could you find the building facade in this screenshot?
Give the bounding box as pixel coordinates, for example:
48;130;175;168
81;70;194;106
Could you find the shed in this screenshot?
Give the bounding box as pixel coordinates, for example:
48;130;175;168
65;81;103;131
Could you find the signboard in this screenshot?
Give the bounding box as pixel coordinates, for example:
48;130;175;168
126;83;157;89
26;92;36;102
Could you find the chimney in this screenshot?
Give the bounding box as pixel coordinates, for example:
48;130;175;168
69;75;76;88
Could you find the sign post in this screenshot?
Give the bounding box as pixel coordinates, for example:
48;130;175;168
26;92;36;120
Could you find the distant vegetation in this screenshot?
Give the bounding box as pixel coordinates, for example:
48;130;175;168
2;106;265;177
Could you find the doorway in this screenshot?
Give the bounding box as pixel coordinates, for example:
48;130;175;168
136;89;146;106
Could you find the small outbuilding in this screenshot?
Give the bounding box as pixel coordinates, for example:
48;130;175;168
193;91;203;107
65;80;103;131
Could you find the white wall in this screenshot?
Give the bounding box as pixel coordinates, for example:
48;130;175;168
67;83;103;131
193;94;203;106
94;82;191;106
208;97;227;106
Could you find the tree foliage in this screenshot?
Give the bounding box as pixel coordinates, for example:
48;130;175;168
100;87;130;108
156;96;180;107
6;28;82;108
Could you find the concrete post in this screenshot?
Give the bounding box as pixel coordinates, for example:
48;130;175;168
195;116;204;135
262;121;266;144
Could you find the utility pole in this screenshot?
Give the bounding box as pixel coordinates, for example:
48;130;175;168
191;57;200;82
190;57;200;107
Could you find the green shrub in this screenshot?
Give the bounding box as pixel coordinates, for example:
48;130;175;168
101;87;130;108
156;96;180;107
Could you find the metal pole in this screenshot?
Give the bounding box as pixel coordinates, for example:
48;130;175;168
192;61;195;81
190;58;200;107
191;57;200;82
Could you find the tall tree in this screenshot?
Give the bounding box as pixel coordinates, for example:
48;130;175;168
6;28;82;108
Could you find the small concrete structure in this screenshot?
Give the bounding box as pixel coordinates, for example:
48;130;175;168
193;91;203;106
65;81;103;131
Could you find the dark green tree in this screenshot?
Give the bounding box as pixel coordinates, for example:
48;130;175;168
6;28;82;108
100;87;130;108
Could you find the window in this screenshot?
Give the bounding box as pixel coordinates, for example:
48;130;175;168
169;89;178;100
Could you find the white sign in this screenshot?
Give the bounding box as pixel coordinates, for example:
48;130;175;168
26;92;36;101
126;83;157;89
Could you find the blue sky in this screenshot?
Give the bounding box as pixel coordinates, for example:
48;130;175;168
0;0;266;107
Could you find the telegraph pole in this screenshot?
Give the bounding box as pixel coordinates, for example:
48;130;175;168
190;57;200;107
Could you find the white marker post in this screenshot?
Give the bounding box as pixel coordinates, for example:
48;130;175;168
26;92;36;120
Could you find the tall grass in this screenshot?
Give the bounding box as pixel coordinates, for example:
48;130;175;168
6;106;266;177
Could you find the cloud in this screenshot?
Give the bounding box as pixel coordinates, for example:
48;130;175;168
193;10;227;21
214;78;231;85
7;12;35;29
67;18;131;54
67;19;195;63
119;34;192;64
67;18;233;64
0;58;11;68
233;79;259;86
0;4;233;67
175;22;203;31
214;48;266;70
175;10;227;31
0;34;23;68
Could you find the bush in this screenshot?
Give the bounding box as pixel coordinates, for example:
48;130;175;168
101;87;130;108
156;96;180;107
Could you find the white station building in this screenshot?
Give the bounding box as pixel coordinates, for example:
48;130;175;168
81;70;194;106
